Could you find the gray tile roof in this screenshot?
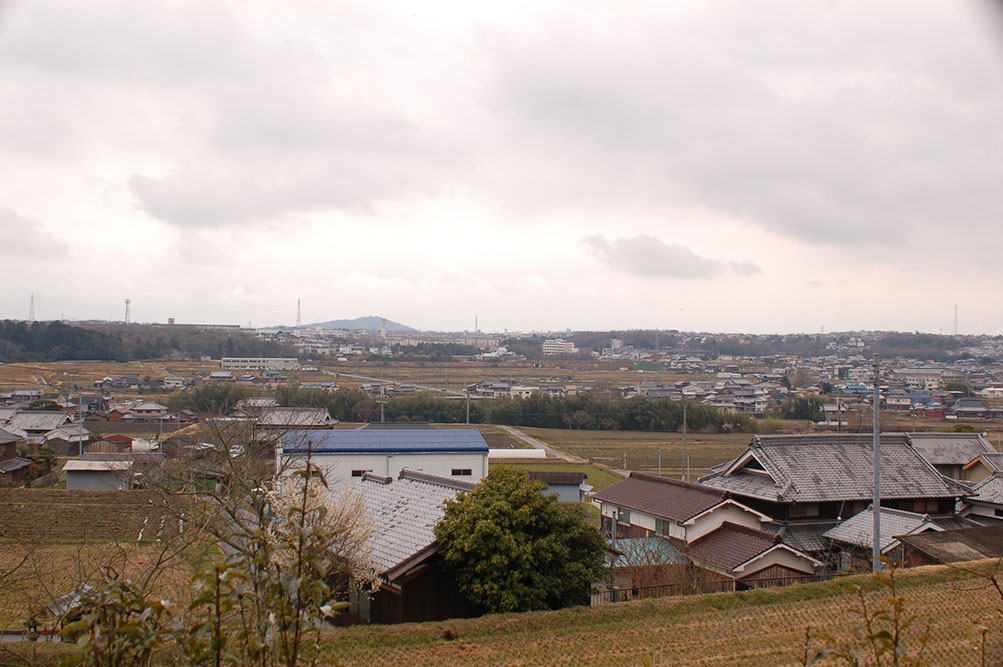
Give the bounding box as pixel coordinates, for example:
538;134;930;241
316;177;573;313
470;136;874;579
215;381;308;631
355;469;475;573
0;427;20;445
594;472;729;523
823;506;937;553
908;433;996;466
762;522;838;553
700;434;968;503
256;407;333;427
971;473;1003;506
7;411;68;433
0;456;32;474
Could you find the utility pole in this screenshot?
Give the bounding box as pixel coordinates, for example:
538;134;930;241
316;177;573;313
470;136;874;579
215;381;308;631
658;447;661;477
872;353;881;573
682;401;689;482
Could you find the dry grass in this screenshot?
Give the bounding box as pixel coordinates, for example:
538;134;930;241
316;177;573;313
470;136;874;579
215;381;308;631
518;428;753;477
319;562;1003;665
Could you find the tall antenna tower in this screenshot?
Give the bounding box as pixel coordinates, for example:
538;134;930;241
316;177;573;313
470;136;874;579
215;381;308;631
953;304;958;336
380;317;387;339
124;298;131;324
28;293;35;322
296;298;301;327
475;315;478;333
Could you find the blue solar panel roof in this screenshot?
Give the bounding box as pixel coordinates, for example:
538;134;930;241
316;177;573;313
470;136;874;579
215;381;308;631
281;428;489;454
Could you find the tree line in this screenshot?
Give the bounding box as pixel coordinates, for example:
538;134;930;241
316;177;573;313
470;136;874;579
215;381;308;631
170;384;755;433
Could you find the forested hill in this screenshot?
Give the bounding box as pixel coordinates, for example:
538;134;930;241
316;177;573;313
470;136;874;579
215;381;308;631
0;320;295;362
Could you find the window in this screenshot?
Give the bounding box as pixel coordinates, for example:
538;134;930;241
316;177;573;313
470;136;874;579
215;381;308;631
451;468;472;476
655;517;672;536
351;469;372;478
914;499;939;513
617;508;631;525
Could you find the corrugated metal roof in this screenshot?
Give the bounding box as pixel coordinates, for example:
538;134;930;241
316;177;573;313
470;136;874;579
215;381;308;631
528;471;587;486
700;434;967;502
823;506;937;553
282;428;489;454
594;472;728;523
63;459;132;472
354;469;474;573
908;433;996;466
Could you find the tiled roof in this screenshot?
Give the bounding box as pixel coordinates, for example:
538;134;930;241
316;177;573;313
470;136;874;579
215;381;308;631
283;428;489;454
908;433;996;466
0;457;32;474
7;411;68;433
594;472;728;523
256;407;332;427
355;469;475;573
896;525;1003;563
971;473;1003;506
762;522;837;553
528;471;587;486
685;522;780;572
700;434;967;503
823;506;937;553
965;453;1003;473
0;427;20;445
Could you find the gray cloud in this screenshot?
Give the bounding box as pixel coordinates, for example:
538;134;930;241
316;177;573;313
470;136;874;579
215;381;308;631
0;208;70;257
474;3;1003;246
581;234;760;279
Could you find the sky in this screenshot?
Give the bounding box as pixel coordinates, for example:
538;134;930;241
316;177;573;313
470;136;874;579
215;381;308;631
1;0;1002;335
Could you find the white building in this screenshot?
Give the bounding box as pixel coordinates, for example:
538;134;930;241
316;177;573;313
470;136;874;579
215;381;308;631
542;339;577;356
220;357;300;371
279;428;489;489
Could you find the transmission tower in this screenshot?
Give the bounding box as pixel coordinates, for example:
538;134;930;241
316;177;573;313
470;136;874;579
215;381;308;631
28;293;35;322
124;298;131;324
297;298;301;327
953;304;958;337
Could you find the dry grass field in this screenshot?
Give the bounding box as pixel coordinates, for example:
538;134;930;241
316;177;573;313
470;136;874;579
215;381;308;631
318;562;1003;665
517;427;754;477
0;489;213;633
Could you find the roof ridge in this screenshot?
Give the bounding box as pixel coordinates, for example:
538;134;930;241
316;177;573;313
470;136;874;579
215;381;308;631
630;471;724;495
398;468;476;491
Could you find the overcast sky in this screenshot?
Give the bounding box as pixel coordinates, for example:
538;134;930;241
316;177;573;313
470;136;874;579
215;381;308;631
1;1;1002;334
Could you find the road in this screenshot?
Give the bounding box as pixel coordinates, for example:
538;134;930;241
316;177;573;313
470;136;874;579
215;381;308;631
496;425;579;462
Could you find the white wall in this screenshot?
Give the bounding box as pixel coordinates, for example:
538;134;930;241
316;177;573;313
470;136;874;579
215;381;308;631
734;546;816;577
282;451;488;489
686;503;764;542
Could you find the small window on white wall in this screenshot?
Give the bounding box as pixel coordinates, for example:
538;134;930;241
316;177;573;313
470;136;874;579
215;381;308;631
452;468;472;476
351;469;372;477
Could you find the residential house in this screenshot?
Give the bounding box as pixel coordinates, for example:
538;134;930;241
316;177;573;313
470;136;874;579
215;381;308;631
131;402;169;421
949;398;988;420
897;525;1003;567
6;411;70;444
822;506;946;568
250;407;337;430
341;469;476;625
908;432;997;480
594;473;819;589
699;434;972;555
280;428;490;488
43;424;92;456
961;473;1003;523
0;427;31;487
528;470;591;502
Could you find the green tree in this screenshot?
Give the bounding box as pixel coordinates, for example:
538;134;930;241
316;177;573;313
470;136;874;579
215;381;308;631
26;399;63;411
944;381;975;397
434;467;606;614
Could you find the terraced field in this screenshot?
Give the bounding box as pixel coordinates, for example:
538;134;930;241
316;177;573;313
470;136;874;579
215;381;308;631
320;562;1003;665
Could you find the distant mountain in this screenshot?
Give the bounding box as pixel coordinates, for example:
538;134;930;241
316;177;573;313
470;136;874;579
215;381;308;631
307;316;416;332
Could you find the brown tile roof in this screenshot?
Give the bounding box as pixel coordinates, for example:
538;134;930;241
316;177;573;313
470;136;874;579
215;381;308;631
593;472;727;522
685;522;780;572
